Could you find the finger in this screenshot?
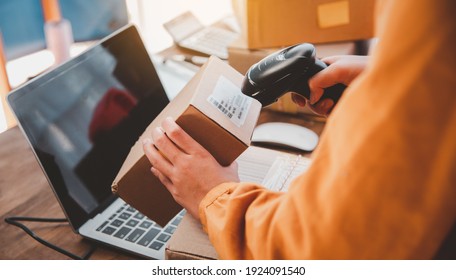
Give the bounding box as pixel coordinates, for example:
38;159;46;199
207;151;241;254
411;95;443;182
309;98;334;116
291;93;307;107
161;117;206;154
151;126;182;164
142;138;174;178
320;56;342;65
150;166;173;189
308;66;340;104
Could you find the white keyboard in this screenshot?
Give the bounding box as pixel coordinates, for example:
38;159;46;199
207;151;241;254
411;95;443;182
179;26;238;60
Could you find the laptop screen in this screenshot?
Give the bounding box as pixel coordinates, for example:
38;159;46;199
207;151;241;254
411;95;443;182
8;25;169;230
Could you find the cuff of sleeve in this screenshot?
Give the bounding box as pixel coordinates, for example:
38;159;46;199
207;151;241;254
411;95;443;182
198;182;236;232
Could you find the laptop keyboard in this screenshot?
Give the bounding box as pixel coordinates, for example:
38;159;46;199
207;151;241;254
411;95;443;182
96;203;185;251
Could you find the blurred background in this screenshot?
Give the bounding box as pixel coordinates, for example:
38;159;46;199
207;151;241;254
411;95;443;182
1;0;376;133
0;0;233;133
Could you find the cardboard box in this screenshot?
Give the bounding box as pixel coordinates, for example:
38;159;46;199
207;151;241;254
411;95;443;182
166;214;218;260
232;0;376;48
112;56;262;226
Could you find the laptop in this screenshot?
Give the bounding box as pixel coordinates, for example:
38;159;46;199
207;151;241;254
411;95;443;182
7;24;185;259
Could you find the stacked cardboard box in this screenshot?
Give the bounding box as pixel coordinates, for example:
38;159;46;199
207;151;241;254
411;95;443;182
232;0;376;48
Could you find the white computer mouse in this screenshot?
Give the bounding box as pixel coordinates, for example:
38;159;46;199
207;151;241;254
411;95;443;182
251;122;319;152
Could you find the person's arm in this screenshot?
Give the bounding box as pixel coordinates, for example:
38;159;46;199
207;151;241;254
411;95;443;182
198;0;456;259
143;0;456;259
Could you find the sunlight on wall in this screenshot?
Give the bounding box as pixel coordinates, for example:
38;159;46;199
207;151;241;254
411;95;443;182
126;0;233;53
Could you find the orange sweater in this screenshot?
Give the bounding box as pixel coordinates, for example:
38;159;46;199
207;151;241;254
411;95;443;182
198;0;456;259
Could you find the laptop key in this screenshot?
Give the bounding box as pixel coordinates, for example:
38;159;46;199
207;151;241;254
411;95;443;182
119;213;131;220
134;212;145;220
126;219;139;227
149;241;164;251
139;221;153;229
171;217;182;226
164;226;176;234
102;226;116;235
126;206;136;213
96;221;108;231
157;233;171;243
137;228;160;247
111;219;124;227
126;228;146;243
114;227;132;239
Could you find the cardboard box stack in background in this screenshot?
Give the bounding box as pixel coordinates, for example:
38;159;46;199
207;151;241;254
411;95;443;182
112;57;262;226
232;0;376;49
228;0;375;116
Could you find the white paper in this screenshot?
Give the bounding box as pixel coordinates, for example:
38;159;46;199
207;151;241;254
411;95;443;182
236;146;311;192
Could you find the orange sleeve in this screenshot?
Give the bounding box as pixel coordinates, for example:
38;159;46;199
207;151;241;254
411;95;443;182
199;0;456;259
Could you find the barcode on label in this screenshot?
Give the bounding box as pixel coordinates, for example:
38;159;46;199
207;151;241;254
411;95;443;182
209;96;233;119
207;76;253;127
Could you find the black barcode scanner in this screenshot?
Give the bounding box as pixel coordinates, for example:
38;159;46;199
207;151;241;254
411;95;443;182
241;43;346;108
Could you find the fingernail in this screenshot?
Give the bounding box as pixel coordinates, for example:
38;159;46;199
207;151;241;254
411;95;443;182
142;138;152;145
155;127;164;135
165;117;175;125
319;99;334;113
310;93;318;105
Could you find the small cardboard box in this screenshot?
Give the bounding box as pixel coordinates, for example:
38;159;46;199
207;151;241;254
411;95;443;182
232;0;376;49
112;56;262;226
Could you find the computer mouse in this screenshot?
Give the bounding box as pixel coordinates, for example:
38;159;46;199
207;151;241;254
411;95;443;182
251;122;319;152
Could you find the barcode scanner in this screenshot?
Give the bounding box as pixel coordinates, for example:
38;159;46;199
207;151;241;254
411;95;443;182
241;43;346;108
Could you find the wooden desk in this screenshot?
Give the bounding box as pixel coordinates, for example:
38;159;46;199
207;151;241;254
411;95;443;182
0;126;134;260
0;110;324;260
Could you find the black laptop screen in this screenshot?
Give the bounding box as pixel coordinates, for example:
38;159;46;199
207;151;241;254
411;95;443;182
8;26;169;230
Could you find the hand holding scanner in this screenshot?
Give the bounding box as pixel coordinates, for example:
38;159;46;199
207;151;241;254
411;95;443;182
241;43;346;108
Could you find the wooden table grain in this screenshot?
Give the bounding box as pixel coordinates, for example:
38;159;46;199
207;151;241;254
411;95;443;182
0;126;134;260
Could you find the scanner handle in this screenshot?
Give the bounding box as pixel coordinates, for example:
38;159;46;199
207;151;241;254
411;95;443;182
291;59;346;106
310;59;346;105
